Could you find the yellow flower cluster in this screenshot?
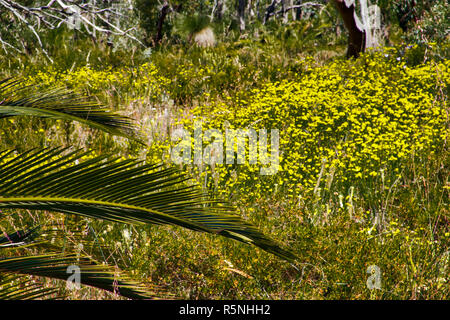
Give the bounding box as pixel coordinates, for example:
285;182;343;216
164;51;449;201
25;62;170;101
17;51;448;204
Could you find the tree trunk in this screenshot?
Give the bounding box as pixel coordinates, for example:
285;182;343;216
103;0;112;47
333;0;365;59
212;0;225;21
281;0;287;23
264;0;279;25
237;0;246;32
256;0;261;20
295;0;302;20
154;0;170;44
290;0;295;20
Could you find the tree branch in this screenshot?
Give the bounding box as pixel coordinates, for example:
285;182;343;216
0;0;144;56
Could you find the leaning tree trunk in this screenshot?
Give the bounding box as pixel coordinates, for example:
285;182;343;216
333;0;365;58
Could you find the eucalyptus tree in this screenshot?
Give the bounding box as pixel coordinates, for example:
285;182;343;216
331;0;383;58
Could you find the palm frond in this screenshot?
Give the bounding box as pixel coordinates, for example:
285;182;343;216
0;78;141;142
0;273;60;300
0;148;297;262
0;221;169;299
0;226;40;248
0;253;168;299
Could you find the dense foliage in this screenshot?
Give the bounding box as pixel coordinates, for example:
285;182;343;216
0;0;448;300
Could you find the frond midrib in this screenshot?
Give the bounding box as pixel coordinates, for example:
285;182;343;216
0;196;214;232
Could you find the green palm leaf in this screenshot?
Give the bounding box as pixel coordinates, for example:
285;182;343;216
0;273;60;300
0;254;166;299
0;223;170;299
0;148;297;262
0;226;40;247
0;78;140;142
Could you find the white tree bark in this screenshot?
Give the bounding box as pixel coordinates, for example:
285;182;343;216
343;0;382;49
333;0;382;57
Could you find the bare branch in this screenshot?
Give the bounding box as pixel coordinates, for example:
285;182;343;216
0;0;144;57
263;1;324;23
0;34;21;54
278;2;324;15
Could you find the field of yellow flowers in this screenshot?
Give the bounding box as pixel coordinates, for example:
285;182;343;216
0;42;448;299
